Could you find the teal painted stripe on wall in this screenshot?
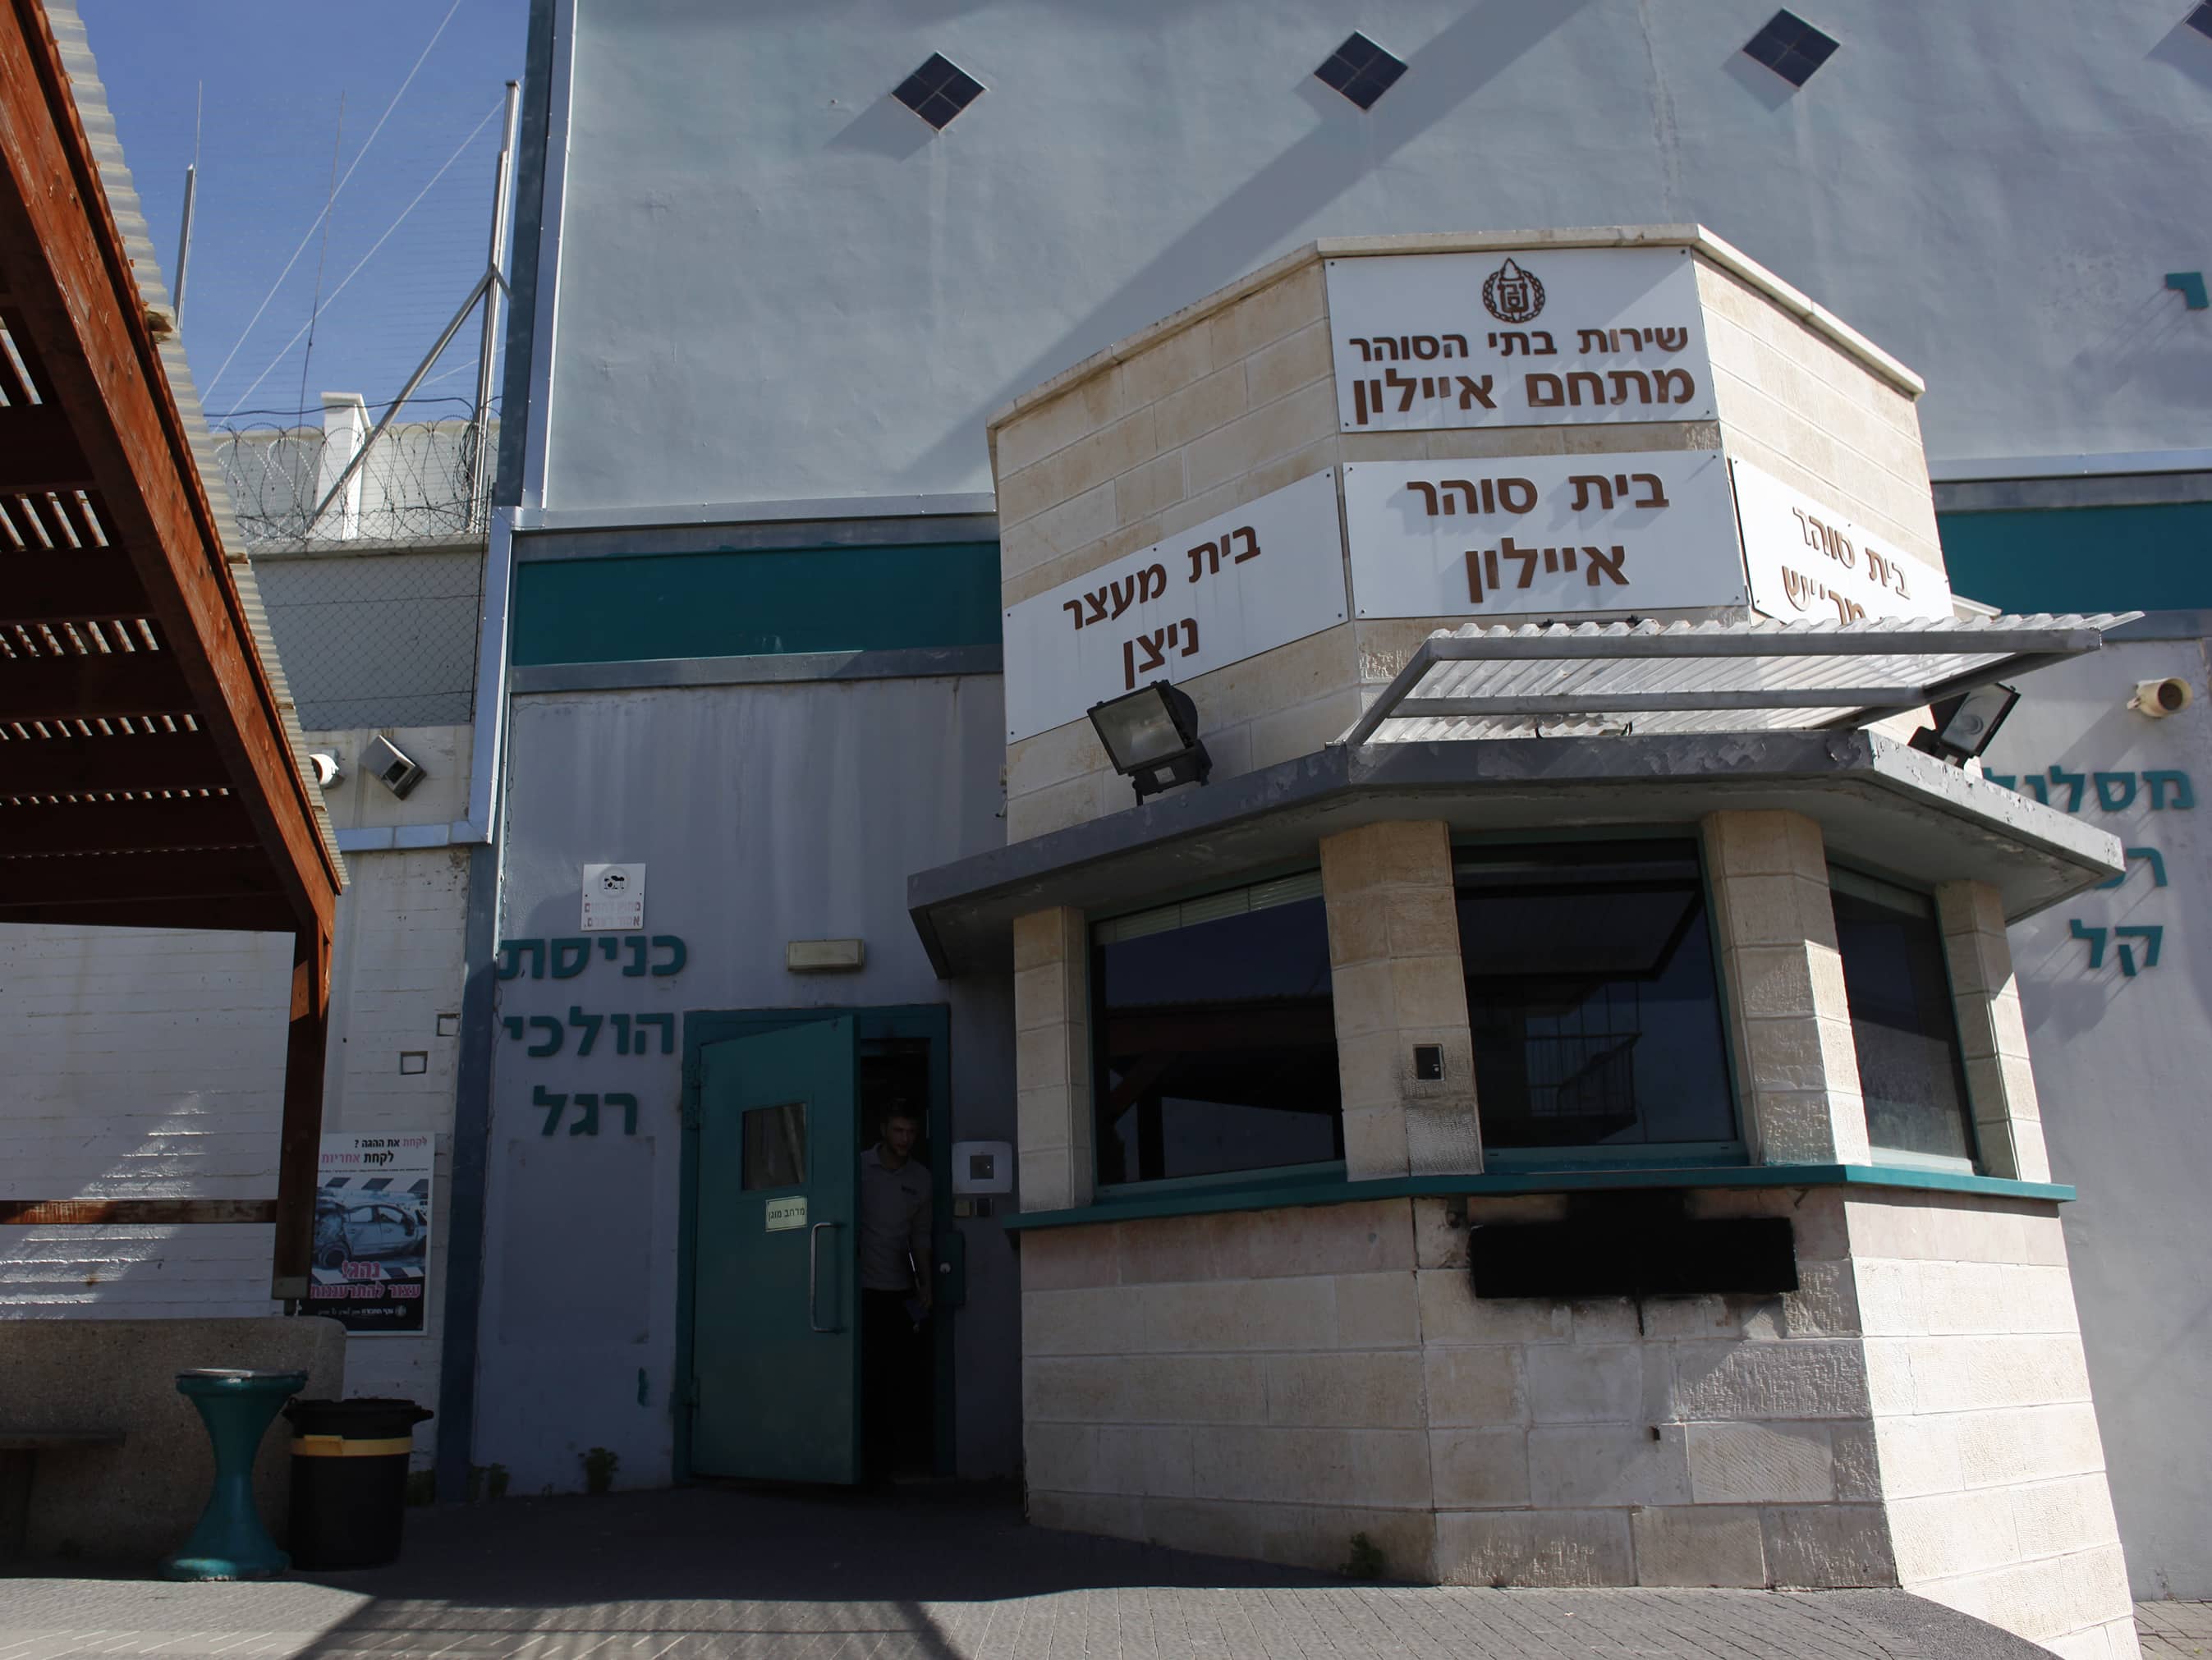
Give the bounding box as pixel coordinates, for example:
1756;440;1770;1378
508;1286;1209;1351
512;543;1002;666
1939;502;2212;615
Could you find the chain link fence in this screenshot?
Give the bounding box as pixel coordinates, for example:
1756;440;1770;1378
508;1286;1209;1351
216;412;496;731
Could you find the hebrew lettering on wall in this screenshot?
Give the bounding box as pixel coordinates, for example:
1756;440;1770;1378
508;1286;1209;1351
1325;246;1714;432
1342;452;1746;620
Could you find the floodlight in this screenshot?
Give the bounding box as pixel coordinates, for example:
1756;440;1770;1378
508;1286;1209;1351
1087;681;1212;803
1910;681;2018;765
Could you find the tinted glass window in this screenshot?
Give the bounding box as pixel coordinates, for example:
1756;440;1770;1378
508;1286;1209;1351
1831;871;1976;1166
1093;885;1341;1185
742;1102;808;1190
1457;841;1737;1153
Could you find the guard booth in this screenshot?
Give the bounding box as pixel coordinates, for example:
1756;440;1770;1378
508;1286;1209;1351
906;229;2143;1658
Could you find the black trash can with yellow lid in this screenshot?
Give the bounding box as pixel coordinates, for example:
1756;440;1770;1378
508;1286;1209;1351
283;1397;433;1570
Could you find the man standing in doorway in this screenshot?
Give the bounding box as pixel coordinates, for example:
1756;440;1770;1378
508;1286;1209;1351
859;1101;931;1482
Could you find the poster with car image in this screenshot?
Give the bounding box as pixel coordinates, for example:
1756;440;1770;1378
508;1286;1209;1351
311;1133;433;1335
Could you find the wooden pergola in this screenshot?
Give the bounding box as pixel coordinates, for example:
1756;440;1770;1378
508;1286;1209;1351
0;0;346;1299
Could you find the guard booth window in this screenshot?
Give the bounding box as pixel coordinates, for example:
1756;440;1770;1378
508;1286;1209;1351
1091;874;1342;1185
1456;841;1738;1159
1829;869;1978;1170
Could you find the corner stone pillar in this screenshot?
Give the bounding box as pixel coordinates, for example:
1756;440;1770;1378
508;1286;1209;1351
1701;810;1871;1165
1013;907;1095;1211
1935;880;2052;1182
1319;819;1480;1180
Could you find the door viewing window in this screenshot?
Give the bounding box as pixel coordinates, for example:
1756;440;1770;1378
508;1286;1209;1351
1829;869;1977;1170
1091;874;1342;1185
1457;841;1737;1158
741;1101;808;1190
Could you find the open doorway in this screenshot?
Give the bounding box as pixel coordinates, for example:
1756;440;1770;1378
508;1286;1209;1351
858;1037;938;1481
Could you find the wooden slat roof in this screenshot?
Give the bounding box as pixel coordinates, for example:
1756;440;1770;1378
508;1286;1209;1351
0;0;344;936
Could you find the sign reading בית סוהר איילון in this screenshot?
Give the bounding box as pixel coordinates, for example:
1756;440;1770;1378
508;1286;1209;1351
1341;452;1746;621
999;467;1348;743
1324;247;1715;433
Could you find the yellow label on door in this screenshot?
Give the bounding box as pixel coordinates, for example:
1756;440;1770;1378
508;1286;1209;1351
765;1196;808;1231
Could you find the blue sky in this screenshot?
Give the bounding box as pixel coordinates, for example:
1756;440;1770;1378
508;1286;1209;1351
77;0;530;429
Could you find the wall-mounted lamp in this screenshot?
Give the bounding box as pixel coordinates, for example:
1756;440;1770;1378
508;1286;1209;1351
1088;681;1212;803
1911;681;2019;765
308;751;344;787
2129;677;2194;718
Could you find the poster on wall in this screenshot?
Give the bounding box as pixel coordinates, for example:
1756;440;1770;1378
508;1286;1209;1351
1324;247;1715;432
1000;467;1350;743
1731;459;1953;625
310;1132;434;1336
1341;452;1746;621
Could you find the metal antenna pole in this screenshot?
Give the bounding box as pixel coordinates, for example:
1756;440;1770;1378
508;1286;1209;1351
172;163;197;327
471;80;522;529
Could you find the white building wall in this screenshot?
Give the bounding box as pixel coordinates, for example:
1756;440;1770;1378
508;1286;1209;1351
0;924;292;1316
542;0;2212;514
1980;638;2212;1601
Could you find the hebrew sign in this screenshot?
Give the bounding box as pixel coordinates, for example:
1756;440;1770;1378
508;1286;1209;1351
1341;452;1744;621
1732;461;1953;624
1324;249;1715;432
312;1133;434;1336
1001;467;1349;743
581;863;645;932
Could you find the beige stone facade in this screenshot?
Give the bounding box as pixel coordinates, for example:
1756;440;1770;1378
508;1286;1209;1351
989;227;1936;843
992;229;2135;1658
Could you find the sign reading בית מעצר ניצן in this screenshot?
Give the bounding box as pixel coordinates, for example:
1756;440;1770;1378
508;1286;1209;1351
581;863;645;931
310;1133;434;1337
1731;459;1953;624
1324;247;1715;433
999;467;1349;743
1341;452;1746;621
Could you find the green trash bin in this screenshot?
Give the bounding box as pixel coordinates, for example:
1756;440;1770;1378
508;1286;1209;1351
282;1397;433;1570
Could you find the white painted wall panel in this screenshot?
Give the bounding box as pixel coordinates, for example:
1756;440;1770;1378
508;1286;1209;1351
545;0;2212;512
1982;638;2212;1599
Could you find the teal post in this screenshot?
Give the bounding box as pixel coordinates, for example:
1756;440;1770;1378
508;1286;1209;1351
160;1369;308;1581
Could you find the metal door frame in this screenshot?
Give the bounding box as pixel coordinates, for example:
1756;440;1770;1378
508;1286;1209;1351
676;1003;953;1484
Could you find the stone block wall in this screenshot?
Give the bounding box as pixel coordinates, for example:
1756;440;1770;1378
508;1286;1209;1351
1693;259;1939;563
995;261;1356;841
1852;1194;2139;1659
1937;880;2053;1185
1318;820;1477;1181
1019;1200;1437;1577
1012;908;1094;1213
1419;1189;1892;1591
1701;809;1871;1166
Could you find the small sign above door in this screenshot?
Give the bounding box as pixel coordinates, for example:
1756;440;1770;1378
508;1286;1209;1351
764;1196;808;1232
581;863;645;932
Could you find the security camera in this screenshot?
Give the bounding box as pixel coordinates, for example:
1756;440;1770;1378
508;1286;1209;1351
2129;678;2193;719
364;734;425;799
308;751;344;788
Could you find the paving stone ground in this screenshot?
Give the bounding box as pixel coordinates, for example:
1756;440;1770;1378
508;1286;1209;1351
2139;1601;2212;1658
0;1483;2077;1659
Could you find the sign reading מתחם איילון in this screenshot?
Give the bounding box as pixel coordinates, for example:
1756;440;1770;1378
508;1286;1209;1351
1324;247;1714;432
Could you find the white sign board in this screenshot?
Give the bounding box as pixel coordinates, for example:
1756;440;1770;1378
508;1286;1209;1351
581;863;645;931
1002;468;1348;742
1325;248;1714;433
1732;460;1953;624
1342;452;1746;621
765;1196;808;1232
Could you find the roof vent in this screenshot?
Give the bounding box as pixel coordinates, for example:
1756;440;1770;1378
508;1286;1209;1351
1315;32;1407;111
2187;2;2212;38
1741;9;1839;86
893;53;985;130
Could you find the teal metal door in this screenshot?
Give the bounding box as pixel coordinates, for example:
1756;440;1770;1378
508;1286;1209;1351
691;1018;860;1483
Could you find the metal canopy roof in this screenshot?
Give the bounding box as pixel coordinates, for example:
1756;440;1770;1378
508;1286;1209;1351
1344;615;2141;748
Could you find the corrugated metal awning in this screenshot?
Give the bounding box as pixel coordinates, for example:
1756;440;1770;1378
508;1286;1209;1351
1344;614;2141;747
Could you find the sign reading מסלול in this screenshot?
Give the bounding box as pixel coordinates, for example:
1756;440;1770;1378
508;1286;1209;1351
1342;452;1744;621
1324;248;1714;432
1000;467;1348;743
1732;460;1953;624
